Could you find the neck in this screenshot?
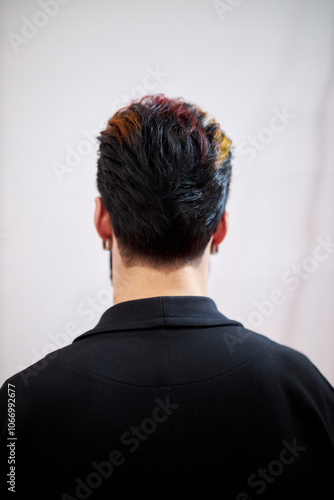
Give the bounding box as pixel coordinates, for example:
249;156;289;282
111;252;210;306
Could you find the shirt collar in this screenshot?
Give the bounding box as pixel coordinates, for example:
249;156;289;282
73;295;243;342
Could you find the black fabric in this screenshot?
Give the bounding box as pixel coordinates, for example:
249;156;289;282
0;295;333;499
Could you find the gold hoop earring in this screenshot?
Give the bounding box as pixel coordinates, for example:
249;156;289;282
210;243;219;254
102;240;110;251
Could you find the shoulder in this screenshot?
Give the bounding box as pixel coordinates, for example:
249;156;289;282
221;324;334;407
0;341;82;407
262;337;333;391
228;322;331;382
244;332;334;423
246;328;333;390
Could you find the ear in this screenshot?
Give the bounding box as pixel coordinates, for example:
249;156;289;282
94;197;113;242
212;211;229;246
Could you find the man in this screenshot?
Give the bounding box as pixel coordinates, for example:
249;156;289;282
0;94;333;499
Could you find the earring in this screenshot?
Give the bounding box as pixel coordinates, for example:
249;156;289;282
102;240;110;250
210;242;219;254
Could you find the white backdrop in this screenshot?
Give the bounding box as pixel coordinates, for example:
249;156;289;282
1;0;333;385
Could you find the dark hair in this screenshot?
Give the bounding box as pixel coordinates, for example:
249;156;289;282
96;93;232;268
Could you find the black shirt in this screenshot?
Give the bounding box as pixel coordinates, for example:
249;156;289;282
1;295;333;499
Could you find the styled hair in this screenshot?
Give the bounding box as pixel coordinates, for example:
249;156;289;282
96;93;232;268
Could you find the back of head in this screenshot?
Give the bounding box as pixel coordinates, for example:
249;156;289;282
97;94;232;269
